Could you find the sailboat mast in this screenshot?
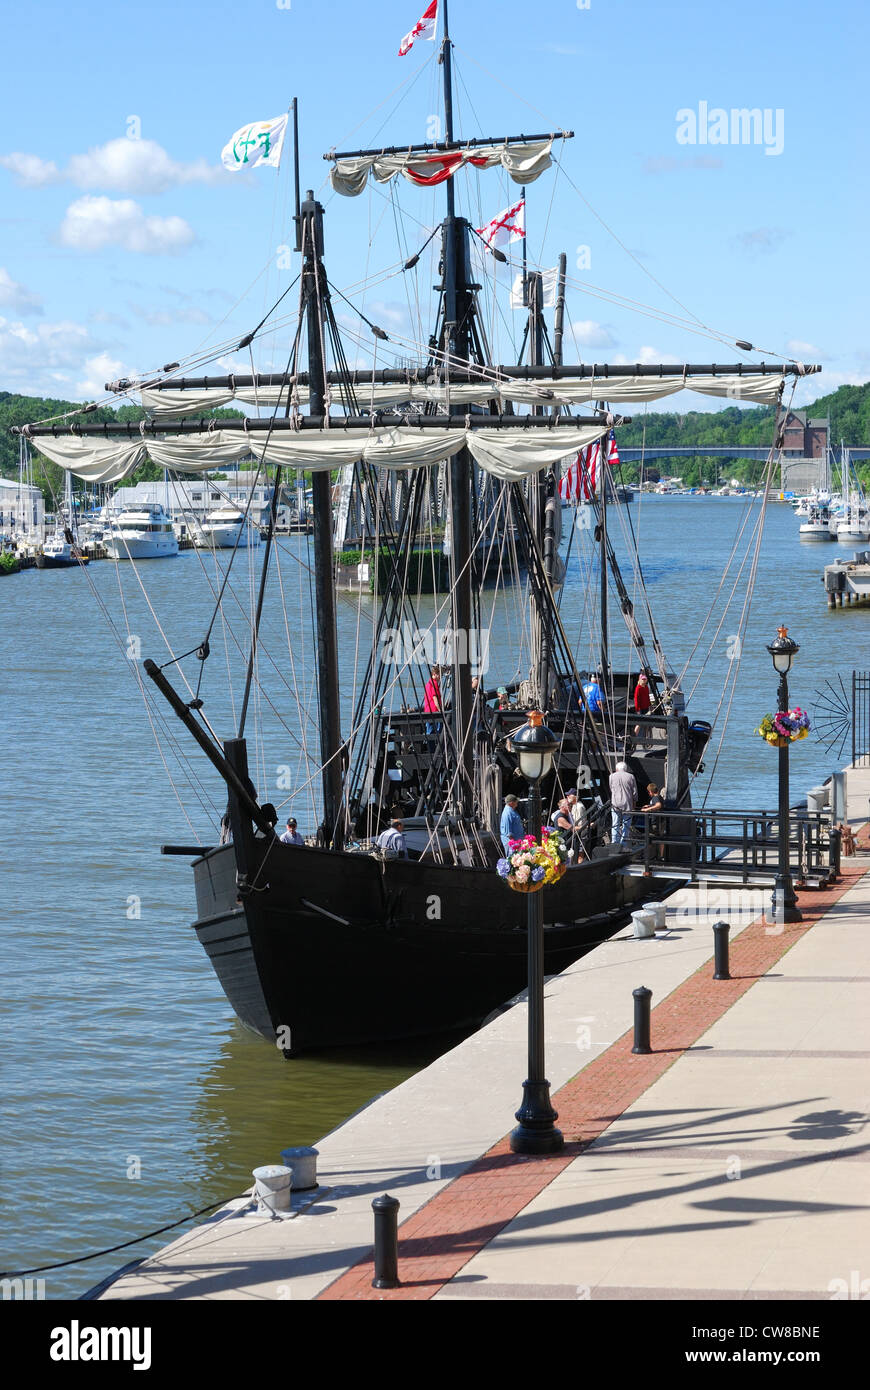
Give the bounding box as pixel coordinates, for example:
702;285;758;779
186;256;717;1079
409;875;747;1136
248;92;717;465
597;402;609;683
528;269;554;707
302;190;344;848
440;0;474;810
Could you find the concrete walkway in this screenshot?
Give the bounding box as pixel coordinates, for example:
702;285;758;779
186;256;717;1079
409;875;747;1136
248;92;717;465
100;775;870;1302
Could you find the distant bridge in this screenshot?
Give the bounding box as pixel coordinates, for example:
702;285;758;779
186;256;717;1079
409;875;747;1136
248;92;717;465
615;446;870;463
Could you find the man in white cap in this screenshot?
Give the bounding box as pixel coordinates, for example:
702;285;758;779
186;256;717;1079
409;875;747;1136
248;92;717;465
608;761;637;846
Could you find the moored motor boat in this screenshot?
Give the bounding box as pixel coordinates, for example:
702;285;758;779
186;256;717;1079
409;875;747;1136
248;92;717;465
104;504;180;560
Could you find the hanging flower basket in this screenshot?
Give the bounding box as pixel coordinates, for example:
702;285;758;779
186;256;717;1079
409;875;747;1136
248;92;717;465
756;708;811;746
497;830;569;893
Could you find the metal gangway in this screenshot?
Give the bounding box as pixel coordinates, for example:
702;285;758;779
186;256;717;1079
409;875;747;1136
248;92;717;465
621;806;838;888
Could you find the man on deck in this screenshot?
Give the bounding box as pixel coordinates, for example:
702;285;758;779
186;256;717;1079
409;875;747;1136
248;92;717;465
608;761;637;846
582;673;606;718
376;817;408;859
280;817;304;845
500;794;524;855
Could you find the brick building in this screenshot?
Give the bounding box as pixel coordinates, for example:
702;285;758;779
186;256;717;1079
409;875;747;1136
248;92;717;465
781;409;829;458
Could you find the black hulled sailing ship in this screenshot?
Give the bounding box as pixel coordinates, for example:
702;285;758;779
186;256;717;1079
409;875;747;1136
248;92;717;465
18;4;819;1052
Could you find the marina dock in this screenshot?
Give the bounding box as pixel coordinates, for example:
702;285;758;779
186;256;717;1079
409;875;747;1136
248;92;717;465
94;764;870;1303
824;553;870;608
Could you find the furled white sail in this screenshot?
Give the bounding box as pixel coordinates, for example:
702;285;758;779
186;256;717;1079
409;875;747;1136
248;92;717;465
138;371;790;419
32;424;610;485
329;139;554;197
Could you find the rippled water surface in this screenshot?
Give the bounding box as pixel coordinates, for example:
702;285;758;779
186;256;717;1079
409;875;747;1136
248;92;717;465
1;494;864;1297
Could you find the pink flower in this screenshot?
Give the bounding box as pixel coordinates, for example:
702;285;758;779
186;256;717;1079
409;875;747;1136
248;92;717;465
514;864;531;883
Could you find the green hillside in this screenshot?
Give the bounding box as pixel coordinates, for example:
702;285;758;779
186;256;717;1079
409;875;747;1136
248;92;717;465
0;392;243;502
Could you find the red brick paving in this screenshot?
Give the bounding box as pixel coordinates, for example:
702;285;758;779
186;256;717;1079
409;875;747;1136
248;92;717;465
317;862;866;1300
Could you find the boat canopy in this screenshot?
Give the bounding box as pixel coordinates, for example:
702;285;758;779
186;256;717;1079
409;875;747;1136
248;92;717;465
136;370;792;418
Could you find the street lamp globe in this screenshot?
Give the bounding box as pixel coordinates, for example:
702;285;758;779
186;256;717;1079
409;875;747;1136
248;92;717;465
766;625;799;675
513;711;559;783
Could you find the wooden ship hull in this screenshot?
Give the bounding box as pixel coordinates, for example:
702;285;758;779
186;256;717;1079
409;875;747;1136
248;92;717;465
191;837;681;1053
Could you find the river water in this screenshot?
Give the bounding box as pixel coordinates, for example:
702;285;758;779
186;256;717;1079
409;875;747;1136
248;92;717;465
1;493;863;1298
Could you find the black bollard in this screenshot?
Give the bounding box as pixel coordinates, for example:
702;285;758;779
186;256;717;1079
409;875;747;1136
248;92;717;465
372;1193;400;1289
712;920;731;980
632;986;652;1054
828;826;841;883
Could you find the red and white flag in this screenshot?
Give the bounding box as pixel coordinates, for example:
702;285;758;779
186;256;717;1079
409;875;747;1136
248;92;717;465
476;197;525;249
558;430;620;504
559;440;600;503
398;1;438;57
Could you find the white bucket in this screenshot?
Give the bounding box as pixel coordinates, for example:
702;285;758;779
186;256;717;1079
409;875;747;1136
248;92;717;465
643;901;667;929
252;1164;293;1214
280;1146;319;1192
631;910;656;939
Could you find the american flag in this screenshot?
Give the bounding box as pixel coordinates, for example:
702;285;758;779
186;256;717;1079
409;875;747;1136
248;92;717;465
558;430;620;504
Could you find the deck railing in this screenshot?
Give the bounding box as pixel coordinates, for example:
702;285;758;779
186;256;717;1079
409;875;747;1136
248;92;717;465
852;671;870;768
637;806;833;884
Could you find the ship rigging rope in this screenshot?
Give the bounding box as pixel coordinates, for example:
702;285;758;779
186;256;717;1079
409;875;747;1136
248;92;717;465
687;387;792;802
679;386;792;708
28;449;221;829
267;471;513;826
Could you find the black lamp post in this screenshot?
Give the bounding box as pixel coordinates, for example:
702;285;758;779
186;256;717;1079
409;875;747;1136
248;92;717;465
766;626;802;924
509;711;564;1155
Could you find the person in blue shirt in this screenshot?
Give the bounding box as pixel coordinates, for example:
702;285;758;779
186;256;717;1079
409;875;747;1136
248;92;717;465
500;794;524;854
376;817;409;859
582;674;605;717
280;817;304;845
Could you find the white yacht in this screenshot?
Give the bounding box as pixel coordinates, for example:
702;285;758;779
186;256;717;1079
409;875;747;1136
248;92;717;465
194;504;261;550
798;504;836;542
104;504;179;560
835;496;870;545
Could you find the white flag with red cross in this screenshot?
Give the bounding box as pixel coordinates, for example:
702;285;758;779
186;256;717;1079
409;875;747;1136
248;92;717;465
399;1;438;57
476;197;525;249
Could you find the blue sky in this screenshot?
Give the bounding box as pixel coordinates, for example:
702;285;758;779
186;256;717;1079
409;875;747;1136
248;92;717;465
0;0;866;412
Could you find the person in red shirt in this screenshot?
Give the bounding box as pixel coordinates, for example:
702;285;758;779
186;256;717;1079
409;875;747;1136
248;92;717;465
424;665;442;713
633;672;652;745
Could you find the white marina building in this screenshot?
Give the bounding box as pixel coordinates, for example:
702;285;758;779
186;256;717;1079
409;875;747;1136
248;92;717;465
0;476;46;537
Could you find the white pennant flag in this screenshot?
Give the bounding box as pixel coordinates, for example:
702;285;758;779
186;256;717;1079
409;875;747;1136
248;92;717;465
510;267;559;309
221;115;288;172
399;1;438;57
476;197;525;249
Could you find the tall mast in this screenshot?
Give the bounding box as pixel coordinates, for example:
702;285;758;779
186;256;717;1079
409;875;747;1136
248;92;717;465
302;190;344;848
440;0;474;812
597;401;609;683
528;269;553;708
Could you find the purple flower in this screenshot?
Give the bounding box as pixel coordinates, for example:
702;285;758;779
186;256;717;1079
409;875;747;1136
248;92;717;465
496;858;510;878
531;866;546;882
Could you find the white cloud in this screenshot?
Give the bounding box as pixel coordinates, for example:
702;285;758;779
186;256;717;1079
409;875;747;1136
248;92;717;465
732;227;789;255
59;197;195;254
128;301;211;326
611;346;666;366
792;369;868;405
0;152;61;186
1;138;221;194
76;351;129;398
0;267;42;315
0;315;95;394
786;338;823;359
89;308;130;328
570;320;617;349
642;155;723;174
